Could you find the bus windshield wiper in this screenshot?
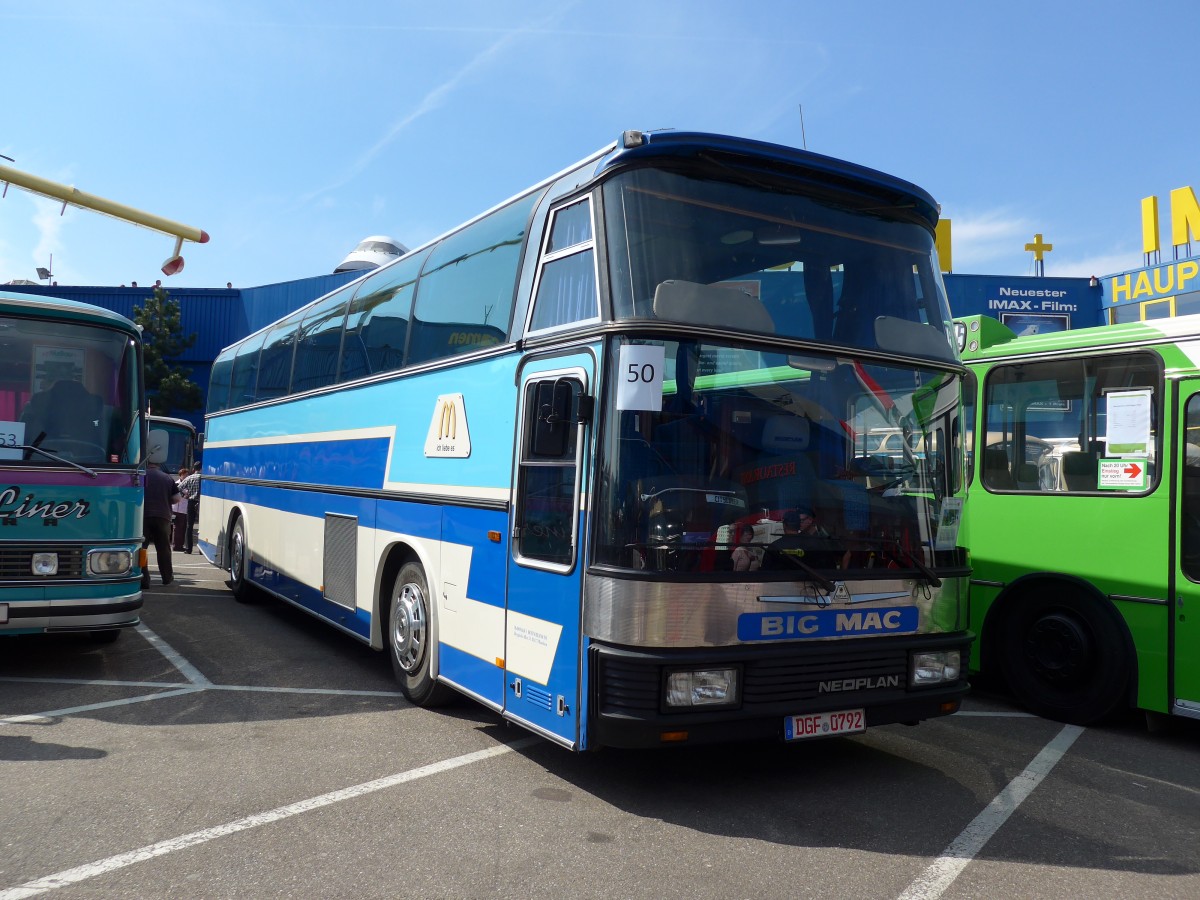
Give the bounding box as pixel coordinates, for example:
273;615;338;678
760;543;835;593
889;541;941;587
17;437;98;478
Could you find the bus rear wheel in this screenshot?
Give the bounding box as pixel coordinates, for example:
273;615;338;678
388;562;454;707
229;517;253;603
998;585;1130;725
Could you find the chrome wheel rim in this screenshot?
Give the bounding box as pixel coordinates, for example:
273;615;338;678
231;528;245;583
391;581;427;674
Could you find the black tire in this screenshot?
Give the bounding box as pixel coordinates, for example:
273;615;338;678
89;629;121;644
998;584;1131;725
229;516;254;603
388;562;455;706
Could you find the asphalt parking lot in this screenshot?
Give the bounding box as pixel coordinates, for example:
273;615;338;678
3;551;1200;899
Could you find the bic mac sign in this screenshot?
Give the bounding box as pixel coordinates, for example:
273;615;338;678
424;393;472;458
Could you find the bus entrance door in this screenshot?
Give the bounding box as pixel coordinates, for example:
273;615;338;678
504;362;592;748
1174;383;1200;718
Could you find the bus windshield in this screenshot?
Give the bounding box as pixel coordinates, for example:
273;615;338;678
0;315;141;466
596;336;962;576
603;166;954;361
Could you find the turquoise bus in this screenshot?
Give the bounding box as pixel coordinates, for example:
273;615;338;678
200;131;971;749
0;291;146;641
959;313;1200;724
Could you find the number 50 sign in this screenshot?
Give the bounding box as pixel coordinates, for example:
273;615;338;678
616;345;664;411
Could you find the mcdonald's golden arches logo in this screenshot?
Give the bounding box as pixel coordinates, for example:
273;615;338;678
424;393;471;458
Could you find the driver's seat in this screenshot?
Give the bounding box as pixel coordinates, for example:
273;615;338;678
21;379;105;449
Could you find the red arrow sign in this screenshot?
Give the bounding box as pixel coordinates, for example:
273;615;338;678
1124;463;1142;477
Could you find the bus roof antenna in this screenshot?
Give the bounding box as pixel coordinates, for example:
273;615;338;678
799;105;808;150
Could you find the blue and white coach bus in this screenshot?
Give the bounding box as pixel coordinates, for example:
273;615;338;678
200;131;972;750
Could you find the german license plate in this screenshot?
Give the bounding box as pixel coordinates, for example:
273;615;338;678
0;603;8;624
784;708;865;741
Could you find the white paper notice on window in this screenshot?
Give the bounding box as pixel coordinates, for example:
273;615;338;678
0;420;25;461
1106;389;1152;456
934;496;963;551
616;344;665;411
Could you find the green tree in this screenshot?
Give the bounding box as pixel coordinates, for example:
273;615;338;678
133;286;202;415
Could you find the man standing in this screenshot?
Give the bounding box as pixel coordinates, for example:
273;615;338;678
179;464;202;554
143;458;180;587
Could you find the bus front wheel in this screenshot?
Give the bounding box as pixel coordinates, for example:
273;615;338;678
998;586;1130;725
388;562;454;707
229;517;253;603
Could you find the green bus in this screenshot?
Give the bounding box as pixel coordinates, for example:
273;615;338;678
957;312;1200;724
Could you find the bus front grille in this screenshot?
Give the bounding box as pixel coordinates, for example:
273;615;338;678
595;643;909;714
0;545;86;580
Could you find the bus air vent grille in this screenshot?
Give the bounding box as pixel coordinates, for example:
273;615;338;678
0;544;85;580
322;514;358;610
595;644;908;714
523;682;553;711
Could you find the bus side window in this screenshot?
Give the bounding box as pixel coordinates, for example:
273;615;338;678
515;378;583;566
408;195;536;367
292;284;355;394
528;198;599;333
1183;395;1200;579
346;248;427;379
228;333;265;408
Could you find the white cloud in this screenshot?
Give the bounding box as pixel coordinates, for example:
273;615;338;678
1048;250;1143;279
31;196;70;275
944;208;1033;273
301;6;576;206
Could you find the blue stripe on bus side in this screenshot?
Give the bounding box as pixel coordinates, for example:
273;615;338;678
205;437;391;489
207;481;511;639
437;504;509;608
204;353;524;491
246;557;373;640
438;642;505;704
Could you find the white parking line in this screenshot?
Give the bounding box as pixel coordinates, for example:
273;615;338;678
0;677;188;688
1;687;205;725
0;737;539;900
0;675;402;699
896;723;1084;900
134;624;211;686
952;710;1038;718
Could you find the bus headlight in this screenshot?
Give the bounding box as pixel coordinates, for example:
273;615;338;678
31;552;59;576
664;667;740;708
87;549;134;577
910;650;961;686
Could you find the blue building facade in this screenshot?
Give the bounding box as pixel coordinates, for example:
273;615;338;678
942;274;1103;334
2;273;358;431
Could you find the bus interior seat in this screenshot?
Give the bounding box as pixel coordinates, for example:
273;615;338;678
740;414;816;513
1062;451;1097;491
982;447;1015;489
653;280;775;333
21;379;105;447
1014;462;1040;490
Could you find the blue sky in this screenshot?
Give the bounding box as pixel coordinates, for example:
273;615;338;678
2;1;1198;290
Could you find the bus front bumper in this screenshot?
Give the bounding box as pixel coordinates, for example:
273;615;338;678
588;633;972;750
0;585;143;635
